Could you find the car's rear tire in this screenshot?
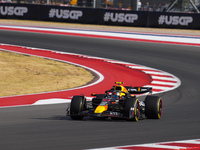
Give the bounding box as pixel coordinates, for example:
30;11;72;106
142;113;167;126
70;96;85;120
124;98;140;121
145;96;163;119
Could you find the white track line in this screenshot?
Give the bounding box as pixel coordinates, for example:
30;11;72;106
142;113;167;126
0;25;200;45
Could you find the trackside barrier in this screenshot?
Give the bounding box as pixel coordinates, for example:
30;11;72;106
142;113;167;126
0;3;200;29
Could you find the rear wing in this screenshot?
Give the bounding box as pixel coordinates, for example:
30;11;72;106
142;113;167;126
127;87;152;94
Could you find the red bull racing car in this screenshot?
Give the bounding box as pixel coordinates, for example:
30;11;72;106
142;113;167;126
66;82;163;121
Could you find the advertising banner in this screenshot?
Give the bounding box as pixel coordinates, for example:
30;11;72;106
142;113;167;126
148;12;200;29
100;9;148;27
0;3;39;20
1;3;200;29
39;5;100;24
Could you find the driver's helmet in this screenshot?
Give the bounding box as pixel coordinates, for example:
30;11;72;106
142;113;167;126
113;92;120;98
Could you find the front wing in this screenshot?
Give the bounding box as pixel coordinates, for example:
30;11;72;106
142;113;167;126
67;109;136;120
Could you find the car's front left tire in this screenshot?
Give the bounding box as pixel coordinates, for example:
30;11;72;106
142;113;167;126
70;96;85;120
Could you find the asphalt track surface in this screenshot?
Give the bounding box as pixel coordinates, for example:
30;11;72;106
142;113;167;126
0;30;200;150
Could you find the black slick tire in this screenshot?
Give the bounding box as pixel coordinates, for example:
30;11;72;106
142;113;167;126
124;98;140;121
145;96;163;119
70;96;84;120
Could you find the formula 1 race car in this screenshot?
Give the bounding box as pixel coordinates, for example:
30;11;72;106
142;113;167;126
66;82;163;121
